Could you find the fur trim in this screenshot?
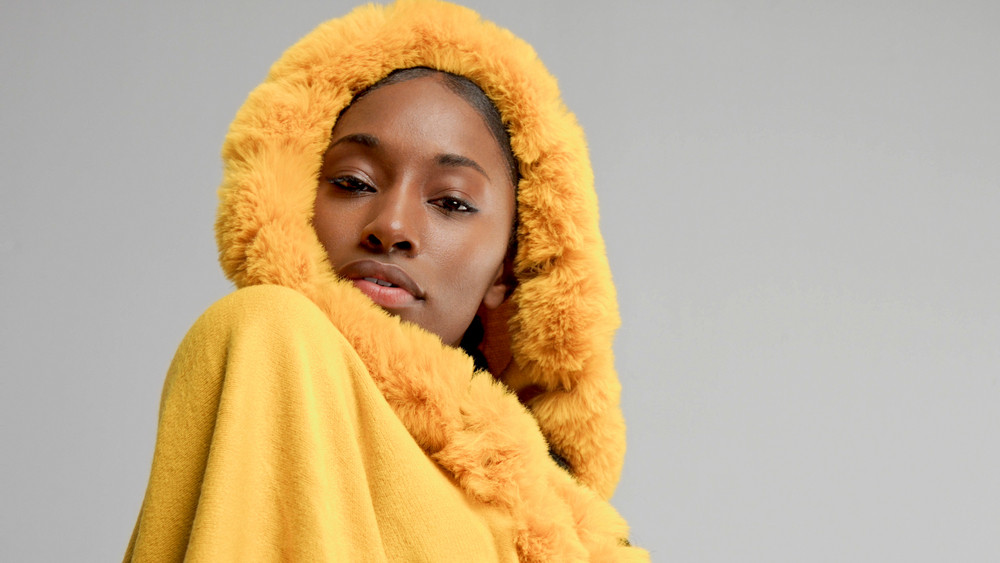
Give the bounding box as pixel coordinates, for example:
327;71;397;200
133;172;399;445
215;0;640;558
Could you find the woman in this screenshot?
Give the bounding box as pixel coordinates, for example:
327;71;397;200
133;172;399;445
125;0;646;560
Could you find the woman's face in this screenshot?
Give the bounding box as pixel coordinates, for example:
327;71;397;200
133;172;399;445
313;75;516;346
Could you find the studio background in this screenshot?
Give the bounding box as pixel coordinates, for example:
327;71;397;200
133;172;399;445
2;1;998;561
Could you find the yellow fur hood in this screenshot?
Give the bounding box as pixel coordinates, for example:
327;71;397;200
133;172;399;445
214;0;635;557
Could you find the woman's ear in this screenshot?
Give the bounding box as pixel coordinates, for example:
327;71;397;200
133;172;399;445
481;255;516;310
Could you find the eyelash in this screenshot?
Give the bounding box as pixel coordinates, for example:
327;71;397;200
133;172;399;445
435;197;477;213
328;175;374;193
326;176;478;214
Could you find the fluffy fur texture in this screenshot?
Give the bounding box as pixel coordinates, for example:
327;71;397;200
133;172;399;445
214;0;640;559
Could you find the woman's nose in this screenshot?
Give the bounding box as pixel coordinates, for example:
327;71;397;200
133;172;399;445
361;187;422;255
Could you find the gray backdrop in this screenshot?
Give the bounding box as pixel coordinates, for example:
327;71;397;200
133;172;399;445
2;1;998;561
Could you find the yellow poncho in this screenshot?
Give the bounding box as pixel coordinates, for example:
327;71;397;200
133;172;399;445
125;0;646;560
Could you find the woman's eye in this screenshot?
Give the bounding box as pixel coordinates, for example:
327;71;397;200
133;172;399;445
435;197;477;213
327;176;373;193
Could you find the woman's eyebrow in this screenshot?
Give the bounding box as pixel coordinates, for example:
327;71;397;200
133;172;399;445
329;133;380;148
437;153;489;181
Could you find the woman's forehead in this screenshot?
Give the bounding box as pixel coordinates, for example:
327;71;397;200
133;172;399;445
331;76;513;186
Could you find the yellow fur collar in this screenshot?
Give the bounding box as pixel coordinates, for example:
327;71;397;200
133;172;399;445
214;0;638;558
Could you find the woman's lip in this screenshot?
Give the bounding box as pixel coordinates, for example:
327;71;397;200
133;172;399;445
350;279;418;308
336;259;426;300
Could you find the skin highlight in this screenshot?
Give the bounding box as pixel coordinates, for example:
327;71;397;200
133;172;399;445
312;74;517;346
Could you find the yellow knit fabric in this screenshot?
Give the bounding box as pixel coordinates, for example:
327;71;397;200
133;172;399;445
125;286;517;561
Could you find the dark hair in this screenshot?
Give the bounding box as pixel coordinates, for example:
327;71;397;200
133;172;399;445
344;67;520;187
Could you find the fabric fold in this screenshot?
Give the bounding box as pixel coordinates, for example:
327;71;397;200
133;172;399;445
125;285;517;562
